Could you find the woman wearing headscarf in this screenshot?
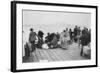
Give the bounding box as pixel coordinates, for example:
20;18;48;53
60;28;70;49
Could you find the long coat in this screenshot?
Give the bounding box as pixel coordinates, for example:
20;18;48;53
60;31;70;49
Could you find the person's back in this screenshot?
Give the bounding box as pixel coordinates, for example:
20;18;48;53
28;28;37;52
74;27;78;36
80;33;89;46
29;31;36;43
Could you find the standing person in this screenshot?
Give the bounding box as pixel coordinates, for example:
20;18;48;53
60;30;66;49
37;30;44;48
80;28;90;56
29;28;37;52
77;27;81;44
69;28;73;43
74;26;78;42
64;28;70;49
60;28;70;50
77;27;81;35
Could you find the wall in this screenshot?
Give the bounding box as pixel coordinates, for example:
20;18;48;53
0;0;99;73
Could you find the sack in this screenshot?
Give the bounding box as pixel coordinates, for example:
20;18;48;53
58;41;61;45
42;44;49;49
83;46;91;55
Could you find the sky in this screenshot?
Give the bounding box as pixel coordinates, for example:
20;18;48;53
23;10;91;33
23;10;91;42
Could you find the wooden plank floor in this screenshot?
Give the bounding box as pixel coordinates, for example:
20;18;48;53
23;43;88;63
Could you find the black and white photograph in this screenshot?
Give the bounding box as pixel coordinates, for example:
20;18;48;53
11;1;97;72
22;10;91;63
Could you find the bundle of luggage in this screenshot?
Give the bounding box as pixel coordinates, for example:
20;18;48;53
82;44;91;59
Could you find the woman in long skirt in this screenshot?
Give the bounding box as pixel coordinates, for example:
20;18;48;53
60;29;70;49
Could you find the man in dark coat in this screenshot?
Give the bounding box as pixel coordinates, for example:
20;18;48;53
29;28;37;52
80;28;90;56
69;29;73;41
74;26;78;42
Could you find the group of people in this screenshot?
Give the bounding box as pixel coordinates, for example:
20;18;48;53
24;25;91;59
45;28;70;49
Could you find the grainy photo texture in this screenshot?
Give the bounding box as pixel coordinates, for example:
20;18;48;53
22;10;91;63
